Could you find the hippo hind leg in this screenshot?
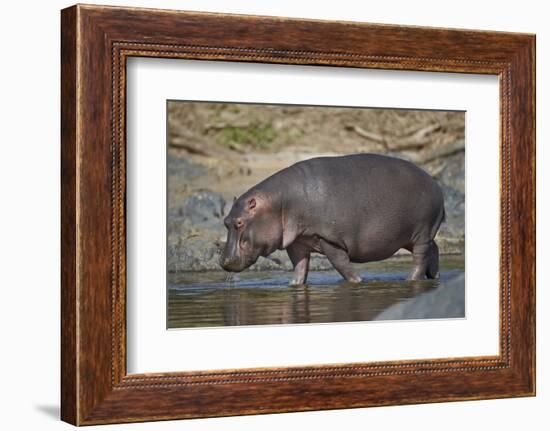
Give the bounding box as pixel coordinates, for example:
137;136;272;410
320;239;362;283
407;240;439;280
427;241;440;279
287;242;311;286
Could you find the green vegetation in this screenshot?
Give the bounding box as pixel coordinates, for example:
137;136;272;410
216;123;277;152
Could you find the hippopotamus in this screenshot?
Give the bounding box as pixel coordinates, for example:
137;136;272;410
219;153;445;285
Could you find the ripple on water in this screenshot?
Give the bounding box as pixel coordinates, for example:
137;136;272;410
167;257;465;329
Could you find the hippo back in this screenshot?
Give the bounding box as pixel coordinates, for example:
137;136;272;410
258;154;444;261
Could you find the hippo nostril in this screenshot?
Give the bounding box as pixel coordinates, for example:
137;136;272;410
220;256;233;270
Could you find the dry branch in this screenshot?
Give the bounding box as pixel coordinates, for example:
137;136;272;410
410;139;465;165
169;123;235;158
347;123;442;151
395;122;441;138
170;137;212;156
346;125;385;143
204;121;251;130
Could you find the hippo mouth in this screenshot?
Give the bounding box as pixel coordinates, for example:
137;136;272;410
219;227;264;272
219;253;259;272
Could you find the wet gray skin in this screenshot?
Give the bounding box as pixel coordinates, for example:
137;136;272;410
219;154;445;285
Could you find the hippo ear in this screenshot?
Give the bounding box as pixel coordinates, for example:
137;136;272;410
245;194;269;215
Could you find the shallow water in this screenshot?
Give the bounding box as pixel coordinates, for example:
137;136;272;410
167;256;464;329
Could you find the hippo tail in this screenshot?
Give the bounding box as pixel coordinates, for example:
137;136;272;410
430;205;446;239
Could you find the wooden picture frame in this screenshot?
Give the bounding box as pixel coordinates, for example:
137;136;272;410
61;4;535;425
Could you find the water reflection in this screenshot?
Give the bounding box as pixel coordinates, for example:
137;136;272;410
167;257;464;329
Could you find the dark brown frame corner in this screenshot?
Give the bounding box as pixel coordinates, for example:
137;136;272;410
61;4;535;425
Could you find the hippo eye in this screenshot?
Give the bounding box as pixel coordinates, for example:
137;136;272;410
235;219;244;229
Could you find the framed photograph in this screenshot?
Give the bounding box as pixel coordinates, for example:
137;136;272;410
61;4;535;425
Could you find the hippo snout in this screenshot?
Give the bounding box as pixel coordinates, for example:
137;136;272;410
219;250;259;272
217;241;238;271
218;247;244;272
219;256;246;272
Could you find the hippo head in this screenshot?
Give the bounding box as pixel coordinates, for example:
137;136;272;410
219;191;282;272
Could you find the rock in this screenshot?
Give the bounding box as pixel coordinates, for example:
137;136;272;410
440;184;464;217
167;190;226;272
436;152;464;193
374;274;465;320
168;232;223;272
179;190;226;225
167;153;206;178
245;251;333;272
435;183;465;254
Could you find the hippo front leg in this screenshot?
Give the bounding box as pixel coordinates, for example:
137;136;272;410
320;239;362;283
287;242;310;286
